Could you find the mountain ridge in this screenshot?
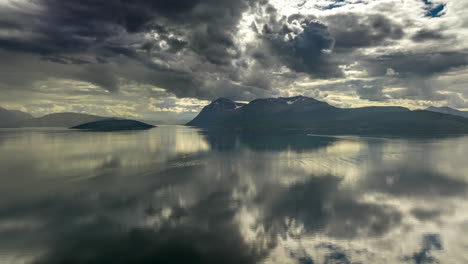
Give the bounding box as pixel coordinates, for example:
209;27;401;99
426;106;468;119
187;96;468;134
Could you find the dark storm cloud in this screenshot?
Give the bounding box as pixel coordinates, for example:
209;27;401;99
0;0;270;99
252;11;408;82
257;13;342;78
0;0;250;56
269;21;338;77
0;0;466;104
325;13;405;49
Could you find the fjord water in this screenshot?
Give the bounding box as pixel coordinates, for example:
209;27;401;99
0;126;467;263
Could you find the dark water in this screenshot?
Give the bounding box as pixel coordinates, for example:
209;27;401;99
0;126;467;264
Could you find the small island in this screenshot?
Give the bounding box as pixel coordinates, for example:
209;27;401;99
70;119;155;132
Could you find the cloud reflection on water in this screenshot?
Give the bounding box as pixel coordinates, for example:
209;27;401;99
0;126;467;263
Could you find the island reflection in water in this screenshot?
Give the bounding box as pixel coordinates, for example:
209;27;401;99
0;126;467;264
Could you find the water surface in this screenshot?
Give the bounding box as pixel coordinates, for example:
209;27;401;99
0;126;467;263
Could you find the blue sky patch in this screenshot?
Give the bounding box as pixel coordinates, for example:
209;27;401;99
422;0;446;17
314;0;344;11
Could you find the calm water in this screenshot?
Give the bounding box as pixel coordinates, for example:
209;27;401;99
0;126;468;264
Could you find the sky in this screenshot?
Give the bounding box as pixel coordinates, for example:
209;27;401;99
0;0;467;120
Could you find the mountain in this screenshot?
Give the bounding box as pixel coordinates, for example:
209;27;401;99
0;107;34;128
18;112;108;128
426;106;468;119
71;119;155;131
187;96;468;134
187;98;246;127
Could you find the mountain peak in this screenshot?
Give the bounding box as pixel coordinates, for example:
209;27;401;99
279;95;320;104
246;95;329;110
211;98;235;107
205;98;246;111
212;97;234;103
186;97;242;126
280;95;307;99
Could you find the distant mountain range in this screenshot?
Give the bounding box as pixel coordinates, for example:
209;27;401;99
0;109;170;129
0;107;189;128
187;96;468;134
3;99;468;134
0;109;109;128
19;112;109;128
0;107;34;128
426;106;468;119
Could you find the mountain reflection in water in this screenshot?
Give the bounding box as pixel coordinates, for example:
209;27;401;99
0;126;467;264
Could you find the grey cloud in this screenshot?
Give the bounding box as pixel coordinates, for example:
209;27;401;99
326;13;405;50
366;51;468;77
355;51;468;101
310;78;397;102
402;234;443;264
411;208;442;221
356;85;389;102
411;28;453;42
